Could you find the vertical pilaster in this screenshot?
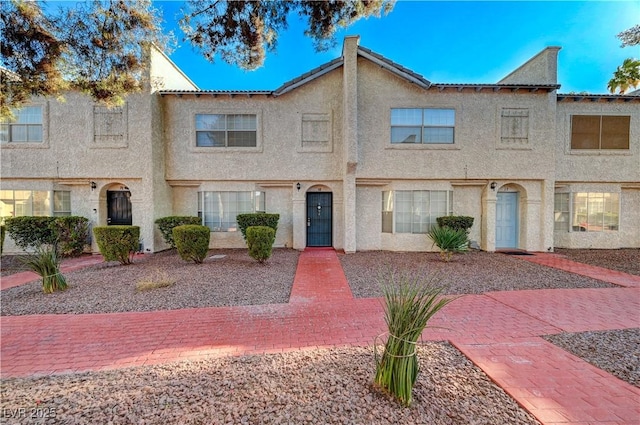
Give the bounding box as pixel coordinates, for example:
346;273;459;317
342;35;359;253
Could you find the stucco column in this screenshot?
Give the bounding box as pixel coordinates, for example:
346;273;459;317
292;196;306;251
341;35;359;253
481;189;497;252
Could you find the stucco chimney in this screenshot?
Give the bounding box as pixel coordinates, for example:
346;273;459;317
499;46;561;86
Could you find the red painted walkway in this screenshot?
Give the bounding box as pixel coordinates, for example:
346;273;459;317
1;249;639;424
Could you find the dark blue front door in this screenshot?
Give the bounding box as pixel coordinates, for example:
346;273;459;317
306;192;332;247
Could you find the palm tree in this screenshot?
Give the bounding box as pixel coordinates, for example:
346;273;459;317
608;58;640;94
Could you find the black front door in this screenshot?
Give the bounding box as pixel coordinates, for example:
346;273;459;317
306;192;332;247
107;191;132;225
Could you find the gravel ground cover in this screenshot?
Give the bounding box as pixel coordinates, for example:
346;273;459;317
1;249;299;316
555;248;640;276
544;328;640;388
0;343;540;425
339;250;615;297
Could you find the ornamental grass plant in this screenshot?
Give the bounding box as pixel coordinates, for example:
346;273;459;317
374;270;455;406
427;225;469;262
20;246;67;293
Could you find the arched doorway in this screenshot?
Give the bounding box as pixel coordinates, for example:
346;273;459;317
496;191;518;248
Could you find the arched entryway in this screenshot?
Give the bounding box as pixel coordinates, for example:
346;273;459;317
495;183;526;249
306;191;333;247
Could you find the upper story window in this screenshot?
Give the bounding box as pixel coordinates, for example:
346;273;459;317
391;108;455;144
0;106;43;143
570;115;630;150
500;108;529;146
94;105;125;144
195;114;257;147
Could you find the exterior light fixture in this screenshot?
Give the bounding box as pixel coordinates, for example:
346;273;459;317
90;181;97;191
490;182;497;190
296;182;301;191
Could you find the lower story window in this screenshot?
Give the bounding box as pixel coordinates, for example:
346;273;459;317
0;190;71;219
382;190;453;234
554;192;619;232
197;191;265;232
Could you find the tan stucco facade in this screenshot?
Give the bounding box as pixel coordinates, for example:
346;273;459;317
2;39;639;254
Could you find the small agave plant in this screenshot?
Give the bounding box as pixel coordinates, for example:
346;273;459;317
374;270;455;406
427;225;469;262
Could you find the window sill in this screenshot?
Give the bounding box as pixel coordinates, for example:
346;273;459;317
568;149;631;156
385;144;459;151
0;142;49;149
190;146;263;154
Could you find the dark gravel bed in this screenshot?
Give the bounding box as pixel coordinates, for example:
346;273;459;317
339;250;615;297
544;328;640;388
0;342;540;425
1;249;299;316
555;248;640;276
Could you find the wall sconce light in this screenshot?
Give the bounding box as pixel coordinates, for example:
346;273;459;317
490;182;497;191
296;182;301;191
90;181;97;191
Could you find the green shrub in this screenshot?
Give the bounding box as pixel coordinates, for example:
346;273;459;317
1;225;5;255
155;216;201;248
237;213;279;241
436;216;474;233
374;270;455;406
427;225;469;262
4;217;57;250
93;226;140;265
51;216;90;258
20;246;67;293
173;225;210;264
246;226;275;263
4;216;89;257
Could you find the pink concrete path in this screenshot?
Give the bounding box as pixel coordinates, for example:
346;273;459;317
1;249;639;424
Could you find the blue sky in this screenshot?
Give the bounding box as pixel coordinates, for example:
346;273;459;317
158;1;639;94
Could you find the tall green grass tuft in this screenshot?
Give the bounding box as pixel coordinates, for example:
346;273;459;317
374;271;455;406
20;246;67;293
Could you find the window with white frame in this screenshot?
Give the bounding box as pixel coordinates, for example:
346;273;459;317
197;191;265;232
381;190;453;233
195;114;257;147
554;191;619;232
570;115;630;150
391;108;455;144
0;190;71;219
0;106;43;143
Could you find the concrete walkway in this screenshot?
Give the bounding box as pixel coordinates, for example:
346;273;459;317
1;249;639;424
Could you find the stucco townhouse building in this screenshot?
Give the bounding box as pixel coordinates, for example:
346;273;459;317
1;36;639;254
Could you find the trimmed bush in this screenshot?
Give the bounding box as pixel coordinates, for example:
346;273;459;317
436;216;474;233
50;216;90;257
0;225;5;255
237;213;279;241
155;216;201;248
4;217;57;250
20;246;67;293
173;224;210;264
93;226;140;265
427;225;469;262
3;216;89;257
246;226;275;263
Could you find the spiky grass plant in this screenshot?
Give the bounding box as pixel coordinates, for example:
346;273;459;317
427;225;469;262
20;246;67;293
374;271;455;406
